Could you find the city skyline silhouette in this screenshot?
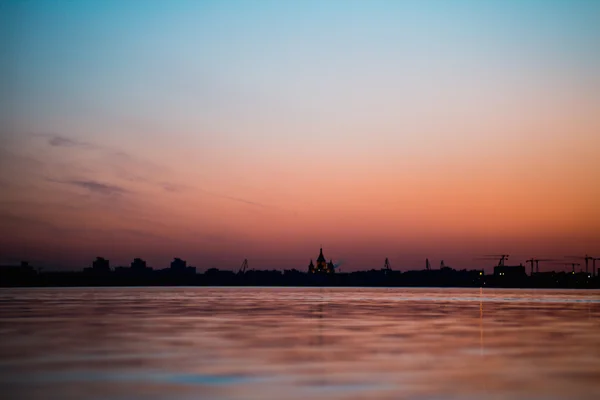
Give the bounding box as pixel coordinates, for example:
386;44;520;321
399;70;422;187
2;247;598;289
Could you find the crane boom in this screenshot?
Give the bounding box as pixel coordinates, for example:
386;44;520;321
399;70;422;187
477;255;509;267
565;262;580;274
238;259;248;274
565;255;592;274
526;259;535;276
383;258;391;271
526;258;558;274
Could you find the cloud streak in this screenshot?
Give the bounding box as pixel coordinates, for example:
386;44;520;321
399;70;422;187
160;182;186;193
31;132;180;192
48;135;92;148
49;179;129;196
222;195;274;209
32;132;294;213
196;187;296;214
33;133;95;149
70;180;128;195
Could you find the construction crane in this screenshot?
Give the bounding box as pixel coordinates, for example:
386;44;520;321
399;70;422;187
564;262;580;274
383;258;391;271
238;259;248;274
382;258;391;274
525;258;557;275
593;258;600;277
474;255;510;267
564;255;593;274
525;259;534;275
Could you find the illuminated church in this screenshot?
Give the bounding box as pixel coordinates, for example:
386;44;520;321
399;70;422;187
308;248;335;274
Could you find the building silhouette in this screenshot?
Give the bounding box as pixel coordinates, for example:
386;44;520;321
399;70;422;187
171;257;187;271
308;248;335;274
494;264;526;277
84;257;111;274
113;258;153;281
131;258;149;270
169;258;196;275
0;261;37;284
93;257;110;271
1;250;598;289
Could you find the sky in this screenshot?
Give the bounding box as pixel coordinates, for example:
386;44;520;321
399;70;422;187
1;0;599;272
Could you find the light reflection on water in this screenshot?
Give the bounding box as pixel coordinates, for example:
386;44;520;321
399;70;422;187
0;287;599;400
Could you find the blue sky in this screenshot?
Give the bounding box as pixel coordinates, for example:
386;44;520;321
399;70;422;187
1;1;599;269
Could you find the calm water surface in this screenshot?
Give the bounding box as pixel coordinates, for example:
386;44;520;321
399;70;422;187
1;287;599;400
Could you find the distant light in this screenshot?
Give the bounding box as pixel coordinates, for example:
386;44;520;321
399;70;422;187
480;272;483;275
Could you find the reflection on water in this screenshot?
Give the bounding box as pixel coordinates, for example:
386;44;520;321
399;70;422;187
1;287;599;400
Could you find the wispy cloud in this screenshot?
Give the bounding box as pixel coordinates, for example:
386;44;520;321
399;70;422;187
0;212;64;232
195;187;295;214
30;132;175;190
160;182;186;192
221;195;273;209
33;133;95;149
49;179;129;196
33;132;138;162
225;196;298;216
29;132;293;213
48;135;91;148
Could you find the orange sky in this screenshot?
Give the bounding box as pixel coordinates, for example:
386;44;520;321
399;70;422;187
1;1;599;271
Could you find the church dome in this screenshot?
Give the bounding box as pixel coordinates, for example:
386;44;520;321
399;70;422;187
317;248;326;263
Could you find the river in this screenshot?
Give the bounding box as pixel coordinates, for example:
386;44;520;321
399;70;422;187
1;287;599;399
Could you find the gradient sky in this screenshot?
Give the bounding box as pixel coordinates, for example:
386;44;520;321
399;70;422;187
1;0;599;272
